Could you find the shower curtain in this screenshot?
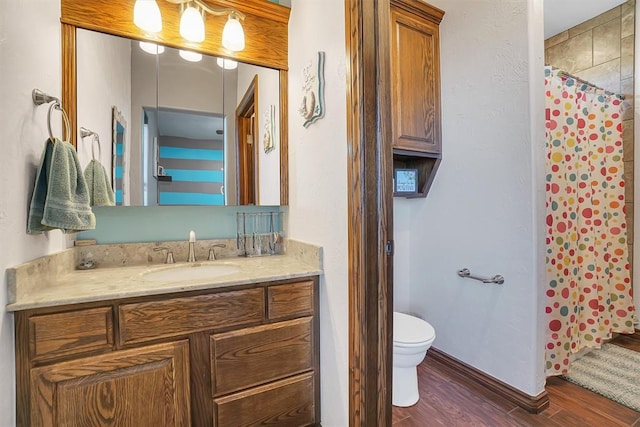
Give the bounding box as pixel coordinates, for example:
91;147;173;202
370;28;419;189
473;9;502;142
544;66;636;376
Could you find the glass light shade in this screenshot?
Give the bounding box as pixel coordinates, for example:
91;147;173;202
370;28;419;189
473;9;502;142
222;14;245;52
216;58;238;70
180;6;205;43
139;41;165;55
133;0;162;33
179;50;203;62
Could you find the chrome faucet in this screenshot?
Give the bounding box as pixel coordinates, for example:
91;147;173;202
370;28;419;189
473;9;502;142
187;230;197;262
208;243;227;261
153;246;175;264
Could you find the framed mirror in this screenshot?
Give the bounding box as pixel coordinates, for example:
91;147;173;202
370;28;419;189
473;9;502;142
61;0;290;205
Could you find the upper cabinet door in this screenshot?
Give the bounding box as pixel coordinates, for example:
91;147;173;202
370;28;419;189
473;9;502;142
390;5;442;154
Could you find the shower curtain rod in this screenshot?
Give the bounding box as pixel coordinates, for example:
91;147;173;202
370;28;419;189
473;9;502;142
551;66;624;99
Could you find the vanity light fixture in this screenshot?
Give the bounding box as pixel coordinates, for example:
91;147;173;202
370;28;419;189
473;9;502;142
221;11;245;52
134;0;246;52
179;49;203;62
216;57;238;70
179;3;205;43
133;0;163;33
139;41;165;55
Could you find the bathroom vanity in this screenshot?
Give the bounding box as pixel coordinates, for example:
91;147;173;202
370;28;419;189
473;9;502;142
8;242;322;426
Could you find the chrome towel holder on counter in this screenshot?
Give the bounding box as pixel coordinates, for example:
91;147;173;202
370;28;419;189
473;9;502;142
457;268;504;285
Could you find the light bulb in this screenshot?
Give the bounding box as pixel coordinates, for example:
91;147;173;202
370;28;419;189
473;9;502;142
180;5;205;43
216;57;238;70
222;13;245;52
133;0;162;33
139;41;165;55
179;50;203;62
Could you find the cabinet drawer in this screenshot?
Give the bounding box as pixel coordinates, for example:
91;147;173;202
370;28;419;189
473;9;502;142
211;317;313;396
29;307;113;361
267;280;314;320
119;288;264;345
214;372;315;427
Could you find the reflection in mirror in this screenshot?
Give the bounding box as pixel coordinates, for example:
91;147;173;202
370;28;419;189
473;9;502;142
76;29;131;204
112;107;126;205
144;107;225;206
76;28;281;206
135;42;227;206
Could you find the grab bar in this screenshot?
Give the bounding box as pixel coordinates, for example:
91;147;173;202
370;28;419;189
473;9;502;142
457;268;504;285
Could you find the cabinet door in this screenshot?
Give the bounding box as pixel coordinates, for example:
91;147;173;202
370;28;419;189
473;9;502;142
390;6;441;153
30;340;190;426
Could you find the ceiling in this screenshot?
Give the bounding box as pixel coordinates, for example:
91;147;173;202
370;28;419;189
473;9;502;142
544;0;627;39
146;108;224;141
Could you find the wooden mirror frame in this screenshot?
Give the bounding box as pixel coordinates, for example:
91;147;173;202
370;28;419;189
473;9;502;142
60;0;290;205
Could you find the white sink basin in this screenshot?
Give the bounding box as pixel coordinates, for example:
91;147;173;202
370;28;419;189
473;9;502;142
143;263;240;282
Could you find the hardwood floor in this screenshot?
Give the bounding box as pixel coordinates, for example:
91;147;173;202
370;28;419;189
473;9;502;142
392;336;640;426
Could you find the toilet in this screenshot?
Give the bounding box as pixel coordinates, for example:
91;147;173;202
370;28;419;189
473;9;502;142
392;311;436;407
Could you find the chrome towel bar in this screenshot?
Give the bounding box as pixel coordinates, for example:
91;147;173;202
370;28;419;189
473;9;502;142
457;268;504;285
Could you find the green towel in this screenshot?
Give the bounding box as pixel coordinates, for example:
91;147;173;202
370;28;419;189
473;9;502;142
27;138;96;234
84;159;115;207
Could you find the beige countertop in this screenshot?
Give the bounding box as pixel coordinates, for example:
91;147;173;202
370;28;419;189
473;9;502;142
6;239;322;311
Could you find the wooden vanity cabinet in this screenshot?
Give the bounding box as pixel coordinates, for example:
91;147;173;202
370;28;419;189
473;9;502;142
15;277;320;427
390;0;444;197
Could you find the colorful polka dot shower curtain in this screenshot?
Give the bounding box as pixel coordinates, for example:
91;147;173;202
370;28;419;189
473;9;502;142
544;66;636;376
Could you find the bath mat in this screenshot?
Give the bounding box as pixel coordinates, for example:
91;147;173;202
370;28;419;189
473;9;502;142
561;343;640;412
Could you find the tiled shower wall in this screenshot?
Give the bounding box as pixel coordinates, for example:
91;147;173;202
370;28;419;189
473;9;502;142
545;1;635;273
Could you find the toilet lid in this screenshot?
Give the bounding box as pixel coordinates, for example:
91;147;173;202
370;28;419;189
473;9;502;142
394;312;435;345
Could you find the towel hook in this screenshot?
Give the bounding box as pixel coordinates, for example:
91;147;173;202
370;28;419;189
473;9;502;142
79;126;94;139
32;88;59;105
91;134;101;160
47;103;71;143
80;127;102;160
33;89;70;143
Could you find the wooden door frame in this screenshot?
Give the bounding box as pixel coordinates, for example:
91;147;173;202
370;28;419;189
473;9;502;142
345;0;394;425
236;75;260;205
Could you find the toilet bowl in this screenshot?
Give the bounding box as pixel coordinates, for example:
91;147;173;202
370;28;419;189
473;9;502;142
392;311;436;407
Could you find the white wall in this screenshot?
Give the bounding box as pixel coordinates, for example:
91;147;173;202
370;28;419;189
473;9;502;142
237;64;281;206
0;1;71;425
394;201;412;313
393;0;547;396
287;1;349;425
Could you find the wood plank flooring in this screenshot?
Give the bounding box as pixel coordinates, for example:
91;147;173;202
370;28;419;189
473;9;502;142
393;336;640;426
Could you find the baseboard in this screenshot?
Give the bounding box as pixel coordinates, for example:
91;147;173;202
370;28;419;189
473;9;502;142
429;348;549;414
614;328;640;342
